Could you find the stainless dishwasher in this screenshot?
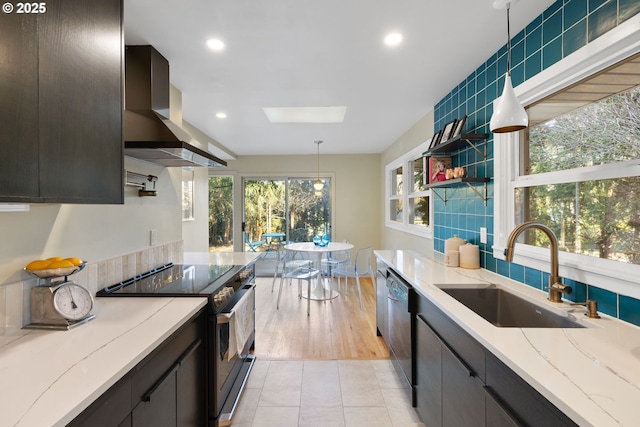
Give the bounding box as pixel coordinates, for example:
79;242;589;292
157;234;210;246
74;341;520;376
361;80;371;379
387;269;415;405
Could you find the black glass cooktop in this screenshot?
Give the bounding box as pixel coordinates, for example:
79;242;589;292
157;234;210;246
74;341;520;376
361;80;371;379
96;263;236;296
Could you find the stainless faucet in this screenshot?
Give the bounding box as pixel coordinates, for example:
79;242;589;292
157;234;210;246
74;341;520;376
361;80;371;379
504;222;572;303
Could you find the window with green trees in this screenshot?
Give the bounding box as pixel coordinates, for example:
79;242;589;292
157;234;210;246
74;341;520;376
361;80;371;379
209;176;233;251
518;86;640;265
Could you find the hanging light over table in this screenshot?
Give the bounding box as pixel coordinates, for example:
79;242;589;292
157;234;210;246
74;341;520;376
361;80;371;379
490;0;528;134
313;141;324;195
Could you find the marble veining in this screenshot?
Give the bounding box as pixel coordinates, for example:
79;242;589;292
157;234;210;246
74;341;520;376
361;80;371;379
376;249;640;427
0;296;207;427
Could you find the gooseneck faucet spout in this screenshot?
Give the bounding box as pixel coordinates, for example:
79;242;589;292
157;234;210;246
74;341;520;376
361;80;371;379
504;222;572;303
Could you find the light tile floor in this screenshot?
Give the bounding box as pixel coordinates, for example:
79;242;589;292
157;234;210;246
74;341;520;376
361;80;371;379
233;359;426;427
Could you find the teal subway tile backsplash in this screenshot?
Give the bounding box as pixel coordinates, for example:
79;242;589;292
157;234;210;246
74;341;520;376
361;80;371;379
588;286;617;317
431;0;640;324
526;50;542;79
525;25;542;57
524;267;543;290
563;19;587;56
510;263;525;283
620;0;640;23
564;0;587;29
619;295;640;327
543;9;563;44
587;0;617;41
588;0;609;13
543;37;563;69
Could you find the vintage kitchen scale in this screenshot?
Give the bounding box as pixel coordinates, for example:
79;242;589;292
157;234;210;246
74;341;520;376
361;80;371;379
24;262;95;330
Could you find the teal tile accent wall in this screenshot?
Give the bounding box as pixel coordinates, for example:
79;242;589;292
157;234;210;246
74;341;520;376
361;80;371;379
432;0;640;325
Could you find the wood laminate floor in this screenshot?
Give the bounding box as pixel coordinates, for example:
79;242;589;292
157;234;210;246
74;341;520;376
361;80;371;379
253;275;391;360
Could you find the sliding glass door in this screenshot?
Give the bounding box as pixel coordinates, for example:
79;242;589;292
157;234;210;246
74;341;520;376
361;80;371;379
243;177;331;275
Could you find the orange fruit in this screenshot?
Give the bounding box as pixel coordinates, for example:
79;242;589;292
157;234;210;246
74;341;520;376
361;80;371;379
47;260;74;269
65;257;83;266
26;260;52;270
46;257;63;262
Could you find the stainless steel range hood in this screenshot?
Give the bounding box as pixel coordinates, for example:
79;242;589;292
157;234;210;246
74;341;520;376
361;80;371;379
124;45;226;168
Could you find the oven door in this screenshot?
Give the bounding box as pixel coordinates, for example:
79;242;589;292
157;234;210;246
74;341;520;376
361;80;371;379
212;284;256;426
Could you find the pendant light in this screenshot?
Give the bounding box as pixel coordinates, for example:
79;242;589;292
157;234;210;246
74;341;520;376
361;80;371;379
490;0;528;134
313;140;324;195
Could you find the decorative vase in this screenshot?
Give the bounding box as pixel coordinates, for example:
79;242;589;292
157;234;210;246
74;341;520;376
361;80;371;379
321;230;330;246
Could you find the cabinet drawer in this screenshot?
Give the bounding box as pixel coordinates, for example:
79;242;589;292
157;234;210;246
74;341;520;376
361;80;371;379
131;311;205;406
417;295;485;381
67;375;132;427
485;352;578;427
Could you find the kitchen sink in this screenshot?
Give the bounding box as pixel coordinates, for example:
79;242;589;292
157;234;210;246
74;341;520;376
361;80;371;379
440;284;586;328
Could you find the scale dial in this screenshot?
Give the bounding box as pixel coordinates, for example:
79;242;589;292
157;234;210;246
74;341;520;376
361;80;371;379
53;283;93;321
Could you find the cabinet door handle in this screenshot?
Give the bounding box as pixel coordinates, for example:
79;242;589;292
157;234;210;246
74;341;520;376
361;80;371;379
417;314;476;377
142;339;202;403
483;385;523;425
142;362;180;403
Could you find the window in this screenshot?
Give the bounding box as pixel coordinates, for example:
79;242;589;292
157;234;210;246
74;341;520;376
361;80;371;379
209;175;233;251
494;24;640;295
386;141;432;237
519;85;640;265
182;168;194;221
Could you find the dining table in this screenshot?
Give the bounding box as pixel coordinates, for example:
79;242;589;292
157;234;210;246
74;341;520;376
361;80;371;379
284;241;354;300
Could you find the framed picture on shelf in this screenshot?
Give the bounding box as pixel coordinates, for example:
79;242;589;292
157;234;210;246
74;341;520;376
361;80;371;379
452;115;467;138
428;130;443;150
440;119;457;144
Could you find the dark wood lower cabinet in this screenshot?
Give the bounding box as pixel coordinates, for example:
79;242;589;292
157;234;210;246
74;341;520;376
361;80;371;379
485;352;577;427
484;386;521;427
441;342;484;427
415;315;442;426
414;292;578;427
68;310;205;427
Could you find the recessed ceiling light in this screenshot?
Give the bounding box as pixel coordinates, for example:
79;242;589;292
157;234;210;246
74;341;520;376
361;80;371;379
206;38;225;51
263;107;347;123
216;112;227;119
384;33;403;47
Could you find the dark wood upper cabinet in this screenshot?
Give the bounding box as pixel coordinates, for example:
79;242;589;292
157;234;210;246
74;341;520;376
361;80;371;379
0;0;124;204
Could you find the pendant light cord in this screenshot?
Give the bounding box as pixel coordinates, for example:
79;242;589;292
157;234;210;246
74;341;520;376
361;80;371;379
506;3;511;74
316;141;320;180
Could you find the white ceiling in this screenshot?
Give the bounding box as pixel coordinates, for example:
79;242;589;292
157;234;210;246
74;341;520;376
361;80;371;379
124;0;556;156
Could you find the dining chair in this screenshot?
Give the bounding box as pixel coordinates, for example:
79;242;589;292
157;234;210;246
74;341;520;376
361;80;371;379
276;248;320;315
271;245;312;290
321;249;351;283
333;246;374;310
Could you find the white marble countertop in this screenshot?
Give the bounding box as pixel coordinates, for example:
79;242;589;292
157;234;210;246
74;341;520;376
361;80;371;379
0;296;207;427
0;251;259;427
375;249;640;427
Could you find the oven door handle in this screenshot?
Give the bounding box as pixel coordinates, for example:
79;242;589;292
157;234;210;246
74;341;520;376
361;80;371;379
217;312;233;324
216;284;255;324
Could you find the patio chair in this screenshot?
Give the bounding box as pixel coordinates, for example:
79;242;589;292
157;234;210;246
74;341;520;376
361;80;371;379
244;233;265;252
333;246;374;310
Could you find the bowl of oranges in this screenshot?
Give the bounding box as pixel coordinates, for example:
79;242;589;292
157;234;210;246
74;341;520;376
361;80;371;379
24;257;86;279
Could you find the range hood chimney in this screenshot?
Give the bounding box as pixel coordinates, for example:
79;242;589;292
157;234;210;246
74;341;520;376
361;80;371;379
124;45;226;168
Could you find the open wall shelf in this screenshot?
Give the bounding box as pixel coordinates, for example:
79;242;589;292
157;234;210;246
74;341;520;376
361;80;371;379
423;133;489;160
427;178;491;206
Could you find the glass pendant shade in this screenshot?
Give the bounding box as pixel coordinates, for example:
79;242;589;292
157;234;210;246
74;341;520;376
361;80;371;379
313;179;324;191
490;73;528;133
